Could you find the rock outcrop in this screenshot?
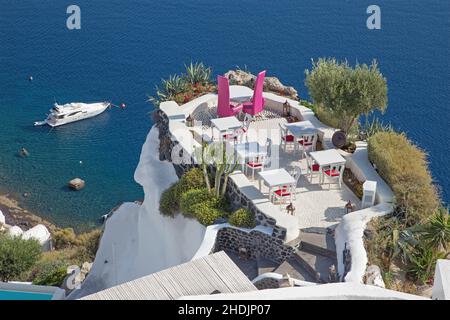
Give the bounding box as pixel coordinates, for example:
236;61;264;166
8;225;24;237
364;265;385;288
22;224;52;251
224;70;298;99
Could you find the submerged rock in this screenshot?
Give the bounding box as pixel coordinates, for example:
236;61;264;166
68;178;85;191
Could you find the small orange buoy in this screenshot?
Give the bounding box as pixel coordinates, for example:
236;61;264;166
120;103;126;109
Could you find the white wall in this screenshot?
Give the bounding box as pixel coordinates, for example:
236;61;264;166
68;126;205;299
432;259;450;300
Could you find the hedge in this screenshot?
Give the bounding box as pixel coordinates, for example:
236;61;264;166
368;131;440;224
159;183;179;217
32;260;68;287
0;234;42;282
176;168;206;198
191;203;227;226
179;188;216;217
228;208;256;229
159;168;206;217
179;188;229;225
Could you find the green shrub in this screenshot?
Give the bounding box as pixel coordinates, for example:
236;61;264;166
191;203;227;226
32;260;68;287
176;168;206;197
53;228;77;250
179;188;215;217
368;131;440;225
228;208;256;229
159;168;206;217
361;117;394;139
160;183;179;217
53;228;101;261
179;188;229;225
0;234;42;281
300;100;316;114
315;106;341;129
76;229;102;262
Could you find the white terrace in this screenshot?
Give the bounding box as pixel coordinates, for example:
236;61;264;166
160;86;388;242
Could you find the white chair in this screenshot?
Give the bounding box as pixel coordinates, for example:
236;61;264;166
245;154;266;180
272;167;302;209
305;152;321;183
279;123;296;152
231;128;246;144
265;138;272;166
222;130;239;144
298;133;317;158
322;163;345;189
242;113;253;133
230;113;253;144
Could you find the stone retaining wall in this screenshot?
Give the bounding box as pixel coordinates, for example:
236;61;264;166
226;177;287;240
253;278;280;290
214;227;294;264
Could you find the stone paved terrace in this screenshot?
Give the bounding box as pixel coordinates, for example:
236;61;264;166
233;117;361;230
160;86;362;239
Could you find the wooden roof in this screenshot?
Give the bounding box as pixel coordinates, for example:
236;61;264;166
81;251;257;300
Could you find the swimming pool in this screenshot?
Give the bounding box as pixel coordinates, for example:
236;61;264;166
0;289;54;300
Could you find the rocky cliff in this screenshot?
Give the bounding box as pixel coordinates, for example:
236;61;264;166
224;70;299;99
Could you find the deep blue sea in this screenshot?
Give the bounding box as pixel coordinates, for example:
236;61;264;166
0;1;449;228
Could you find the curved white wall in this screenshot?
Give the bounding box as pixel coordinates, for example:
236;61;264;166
68;126;205;299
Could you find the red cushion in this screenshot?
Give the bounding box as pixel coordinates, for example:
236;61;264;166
222;134;234;139
274;189;291;197
247;162;263;168
282;135;294;142
242;127;248;133
299;140;313;146
311;164;320;171
324;169;340;177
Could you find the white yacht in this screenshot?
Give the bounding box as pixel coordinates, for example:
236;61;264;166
34;102;110;127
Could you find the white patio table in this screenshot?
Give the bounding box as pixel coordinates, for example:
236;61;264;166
284;120;319;152
309;149;346;184
210;116;242;141
258;168;295;202
229;85;253;103
284;120;318;137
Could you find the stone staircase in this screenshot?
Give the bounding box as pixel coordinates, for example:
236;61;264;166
257;229;339;284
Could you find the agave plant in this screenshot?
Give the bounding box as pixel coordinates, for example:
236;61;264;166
148;74;188;106
184;62;212;85
360;116;393;140
420;207;450;252
406;243;446;284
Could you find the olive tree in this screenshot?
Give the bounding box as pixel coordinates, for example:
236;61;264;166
305;58;388;136
0;234;41;282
